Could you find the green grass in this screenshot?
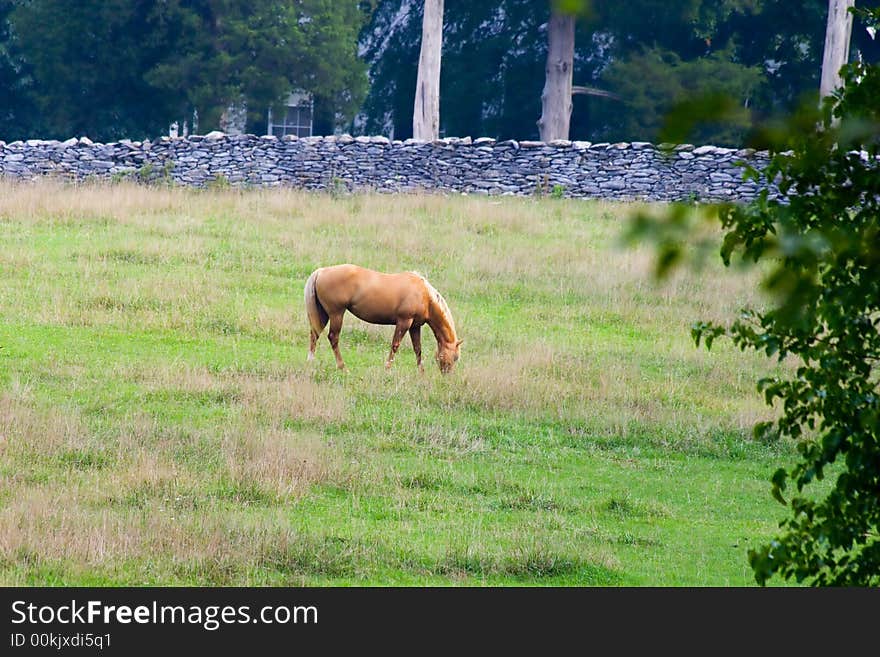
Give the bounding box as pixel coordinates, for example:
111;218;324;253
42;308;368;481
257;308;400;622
0;179;812;586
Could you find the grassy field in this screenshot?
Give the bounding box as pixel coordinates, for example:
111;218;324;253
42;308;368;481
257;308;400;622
0;179;805;586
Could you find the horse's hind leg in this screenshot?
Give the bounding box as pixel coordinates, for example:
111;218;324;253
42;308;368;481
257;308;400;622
305;270;328;362
308;314;328;362
308;328;320;361
327;312;346;370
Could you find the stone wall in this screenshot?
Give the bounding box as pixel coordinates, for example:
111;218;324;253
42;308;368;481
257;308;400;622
0;132;774;202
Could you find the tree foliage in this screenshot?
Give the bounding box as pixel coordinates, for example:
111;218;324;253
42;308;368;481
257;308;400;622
1;0;369;141
358;0;880;144
738;48;880;587
6;0;178;140
0;0;36;138
601;45;763;145
358;0;554;140
631;7;880;586
145;0;369;134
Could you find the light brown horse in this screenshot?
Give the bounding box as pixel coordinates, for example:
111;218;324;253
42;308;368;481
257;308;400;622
304;264;462;373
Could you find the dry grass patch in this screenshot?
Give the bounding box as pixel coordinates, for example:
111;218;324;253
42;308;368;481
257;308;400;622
0;179;190;225
237;374;348;425
0;383;94;460
0;491;289;576
450;343;576;413
0;429;342;577
125;362;349;426
406;425;487;455
221;428;339;500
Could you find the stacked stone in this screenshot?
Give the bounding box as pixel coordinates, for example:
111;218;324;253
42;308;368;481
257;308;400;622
0;132;775;202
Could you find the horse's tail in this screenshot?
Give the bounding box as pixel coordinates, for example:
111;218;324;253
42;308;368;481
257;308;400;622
304;268;329;335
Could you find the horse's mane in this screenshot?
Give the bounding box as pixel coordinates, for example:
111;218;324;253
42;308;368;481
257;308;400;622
409;271;456;336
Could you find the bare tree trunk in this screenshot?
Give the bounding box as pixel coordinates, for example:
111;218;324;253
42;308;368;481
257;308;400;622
413;0;444;141
537;11;575;142
819;0;855;100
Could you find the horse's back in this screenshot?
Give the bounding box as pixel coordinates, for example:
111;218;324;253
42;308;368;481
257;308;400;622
313;264;428;324
314;263;377;291
313;264;362;307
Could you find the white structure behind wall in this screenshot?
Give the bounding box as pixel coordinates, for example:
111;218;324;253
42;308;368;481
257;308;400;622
169;109;199;138
220;101;247;135
267;91;314;137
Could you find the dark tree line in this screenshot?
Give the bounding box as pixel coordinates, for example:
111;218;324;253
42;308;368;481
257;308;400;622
0;0;369;142
2;1;878;145
359;0;880;145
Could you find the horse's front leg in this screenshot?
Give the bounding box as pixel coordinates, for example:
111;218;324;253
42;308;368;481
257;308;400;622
386;318;413;370
409;325;424;374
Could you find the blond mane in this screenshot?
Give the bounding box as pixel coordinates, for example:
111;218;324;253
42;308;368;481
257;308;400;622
410;271;456;337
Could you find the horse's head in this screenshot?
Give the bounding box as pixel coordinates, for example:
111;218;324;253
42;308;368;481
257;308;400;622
436;339;463;374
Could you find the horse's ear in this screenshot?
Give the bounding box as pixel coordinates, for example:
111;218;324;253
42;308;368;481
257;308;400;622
456;339;464;348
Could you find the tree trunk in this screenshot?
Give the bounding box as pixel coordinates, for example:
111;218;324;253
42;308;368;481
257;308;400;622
537;11;575;142
413;0;444;141
819;0;855;100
